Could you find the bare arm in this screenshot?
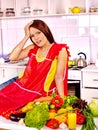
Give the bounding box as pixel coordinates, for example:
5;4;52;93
55;48;68;97
9;21;34;61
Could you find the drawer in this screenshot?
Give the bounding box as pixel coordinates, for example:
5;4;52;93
81;88;98;103
82;71;98;88
68;70;81;80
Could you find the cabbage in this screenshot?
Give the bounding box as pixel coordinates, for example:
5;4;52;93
89;99;98;117
24;102;49;130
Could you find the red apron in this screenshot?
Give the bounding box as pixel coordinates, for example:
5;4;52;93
0;43;70;115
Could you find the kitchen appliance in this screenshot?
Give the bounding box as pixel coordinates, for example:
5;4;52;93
68;69;81;98
76;52;87;68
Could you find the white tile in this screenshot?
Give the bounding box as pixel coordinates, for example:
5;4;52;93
1;19;7;29
61;37;90;63
79;27;89;36
90;15;98;26
79;15;89;27
90;27;98;38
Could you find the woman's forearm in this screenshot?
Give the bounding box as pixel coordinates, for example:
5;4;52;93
55;78;65;97
9;35;29;61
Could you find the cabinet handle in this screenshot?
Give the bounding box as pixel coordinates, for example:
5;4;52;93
3;69;5;77
93;79;98;81
84;87;98;89
92;97;98;99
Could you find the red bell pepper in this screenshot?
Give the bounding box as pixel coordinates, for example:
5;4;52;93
76;113;86;125
50;96;64;108
46;119;59;129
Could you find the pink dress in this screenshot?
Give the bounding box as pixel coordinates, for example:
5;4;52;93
0;43;70;115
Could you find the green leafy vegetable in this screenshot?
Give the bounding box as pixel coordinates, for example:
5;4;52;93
24;102;49;130
89;99;98;117
81;107;98;130
61;95;78;108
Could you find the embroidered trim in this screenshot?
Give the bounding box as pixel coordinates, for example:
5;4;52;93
14;82;42;96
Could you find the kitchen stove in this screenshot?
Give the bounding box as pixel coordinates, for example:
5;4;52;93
68;67;82;98
68;65;85;70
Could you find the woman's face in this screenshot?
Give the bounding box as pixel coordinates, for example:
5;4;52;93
30;27;48;47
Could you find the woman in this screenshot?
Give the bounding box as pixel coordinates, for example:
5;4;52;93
0;19;70;115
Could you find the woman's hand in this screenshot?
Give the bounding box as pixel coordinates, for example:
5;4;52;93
24;21;33;38
33;96;52;103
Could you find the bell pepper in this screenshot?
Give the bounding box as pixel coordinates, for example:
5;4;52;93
46;119;59;129
50;96;64;108
76;113;86;125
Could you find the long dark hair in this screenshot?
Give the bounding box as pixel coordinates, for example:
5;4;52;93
29;19;55;44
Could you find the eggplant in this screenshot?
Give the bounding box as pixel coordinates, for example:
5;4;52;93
9;112;26;122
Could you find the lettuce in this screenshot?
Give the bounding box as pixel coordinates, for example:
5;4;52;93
89;99;98;117
24;102;49;130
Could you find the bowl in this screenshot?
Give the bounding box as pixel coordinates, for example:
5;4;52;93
33;9;43;15
0;12;3;17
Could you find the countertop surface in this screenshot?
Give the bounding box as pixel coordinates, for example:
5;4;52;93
0;116;98;130
81;64;98;72
0;116;82;130
0;61;98;73
0;60;27;68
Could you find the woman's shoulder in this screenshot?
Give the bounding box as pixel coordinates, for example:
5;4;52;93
51;43;70;57
51;43;70;52
53;42;69;48
28;45;38;57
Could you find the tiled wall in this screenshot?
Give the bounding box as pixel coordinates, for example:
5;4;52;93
0;14;98;63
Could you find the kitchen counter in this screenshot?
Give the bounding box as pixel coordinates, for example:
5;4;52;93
81;64;98;72
0;60;27;69
0;116;98;130
0;63;98;129
0;116;82;130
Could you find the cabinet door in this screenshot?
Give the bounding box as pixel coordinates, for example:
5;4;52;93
81;88;98;103
0;67;3;84
82;71;98;88
17;68;25;75
1;68;17;84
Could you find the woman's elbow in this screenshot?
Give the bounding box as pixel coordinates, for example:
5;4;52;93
9;54;18;61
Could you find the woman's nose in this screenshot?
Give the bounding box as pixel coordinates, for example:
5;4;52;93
34;34;39;40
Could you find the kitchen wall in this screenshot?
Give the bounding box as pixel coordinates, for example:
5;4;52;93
0;14;98;63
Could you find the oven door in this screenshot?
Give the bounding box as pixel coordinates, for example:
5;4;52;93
68;80;80;98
